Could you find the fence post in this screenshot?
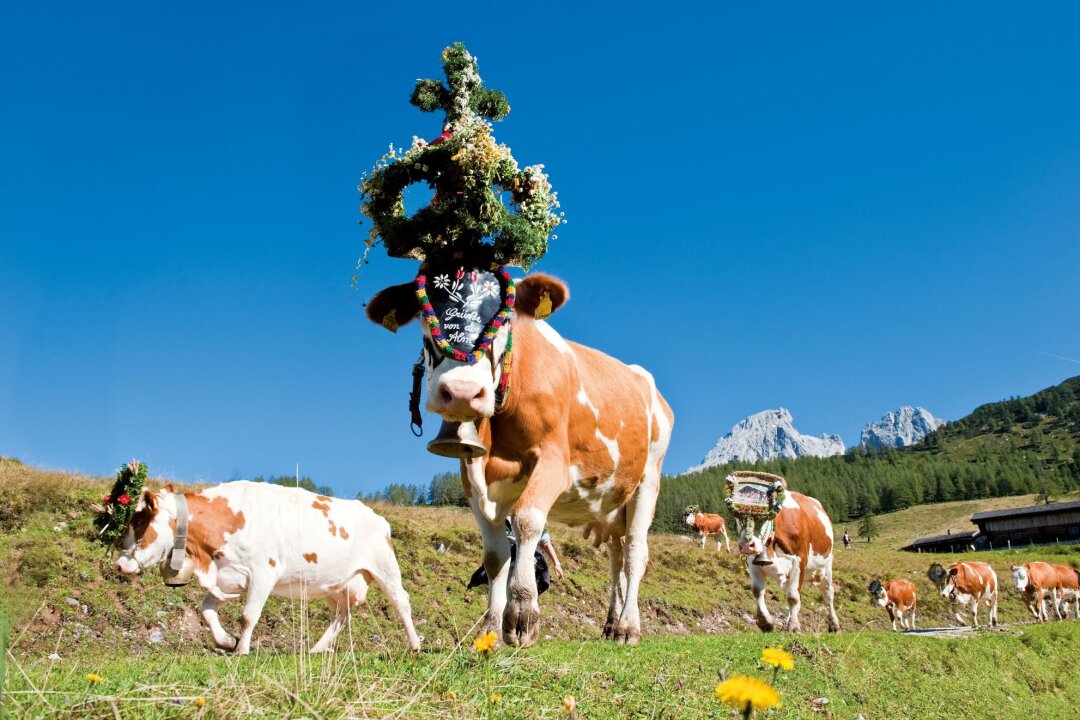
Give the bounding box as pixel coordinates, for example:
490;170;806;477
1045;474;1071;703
1008;540;1011;550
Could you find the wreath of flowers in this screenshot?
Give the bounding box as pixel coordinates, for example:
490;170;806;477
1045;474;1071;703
415;267;516;365
357;43;564;272
724;471;788;519
95;460;148;545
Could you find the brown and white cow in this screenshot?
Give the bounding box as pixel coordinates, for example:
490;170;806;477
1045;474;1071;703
1051;563;1080;619
367;274;673;647
731;491;840;633
932;561;998;628
684;508;731;552
116;482;421;654
869;578;917;631
1011;561;1059;622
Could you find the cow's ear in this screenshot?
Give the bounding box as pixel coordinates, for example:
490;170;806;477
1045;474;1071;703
515;274;569;319
365;282;420;333
160;483;174;494
143;490;158;513
948;567;958;577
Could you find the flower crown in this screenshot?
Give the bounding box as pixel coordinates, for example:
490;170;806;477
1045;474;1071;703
95;460;148;546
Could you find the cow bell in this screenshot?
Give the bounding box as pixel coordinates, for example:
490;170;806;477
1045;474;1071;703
426;420;487;459
161;549;194;587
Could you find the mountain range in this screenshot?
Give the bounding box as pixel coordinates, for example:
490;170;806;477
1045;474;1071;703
685;405;943;474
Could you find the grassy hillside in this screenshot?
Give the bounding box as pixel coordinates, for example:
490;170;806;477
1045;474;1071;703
4;460;1080;718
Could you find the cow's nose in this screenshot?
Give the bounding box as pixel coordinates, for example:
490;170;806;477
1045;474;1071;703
433;380;488;418
737;541;756;556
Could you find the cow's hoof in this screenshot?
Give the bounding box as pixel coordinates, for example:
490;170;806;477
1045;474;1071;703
479;613;505;646
215;636;239;652
608;622;641;645
502;600;540;648
827;618;841;633
756;615;775;632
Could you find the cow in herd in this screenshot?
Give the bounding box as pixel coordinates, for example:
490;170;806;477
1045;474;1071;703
731;489;841;633
1011;562;1080;622
928;561;999;628
116;482;422;654
367;273;674;647
684;507;730;552
869;578;917;631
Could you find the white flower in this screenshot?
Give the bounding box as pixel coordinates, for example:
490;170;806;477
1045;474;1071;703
433;274;451;290
480;280;499;296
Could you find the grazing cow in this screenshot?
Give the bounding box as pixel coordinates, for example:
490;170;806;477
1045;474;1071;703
367;274;673;647
931;561;998;628
684;508;731;552
116;482;421;654
1011;562;1059;622
732;491;840;633
869;578;917;631
1052;564;1080;619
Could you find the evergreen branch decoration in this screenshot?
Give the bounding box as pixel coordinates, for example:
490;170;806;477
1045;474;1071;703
94;460;148;546
358;43;564;271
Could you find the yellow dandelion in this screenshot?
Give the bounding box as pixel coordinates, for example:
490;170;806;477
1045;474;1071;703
473;630;497;654
86;673;102;684
490;693;502;704
448;690;457;700
761;647;795;671
715;675;780;713
194;697;206;707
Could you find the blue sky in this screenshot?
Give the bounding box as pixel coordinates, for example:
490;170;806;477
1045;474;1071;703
2;3;1078;495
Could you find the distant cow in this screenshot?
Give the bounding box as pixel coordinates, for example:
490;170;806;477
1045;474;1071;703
684;508;730;552
1052;563;1080;618
930;561;998;628
116;482;421;654
367;274;674;647
733;491;840;633
1011;562;1059;622
869;578;917;631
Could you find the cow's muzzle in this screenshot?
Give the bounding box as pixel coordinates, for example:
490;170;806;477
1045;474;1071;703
429;380;490;420
116;552;143;575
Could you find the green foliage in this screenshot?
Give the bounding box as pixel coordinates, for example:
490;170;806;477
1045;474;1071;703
360;472;466;507
252;475;333;497
858;512;879;542
656;375;1080;532
359;43;562;269
94;461;148;546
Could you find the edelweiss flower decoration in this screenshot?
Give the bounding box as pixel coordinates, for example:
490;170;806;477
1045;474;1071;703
357;43;565;271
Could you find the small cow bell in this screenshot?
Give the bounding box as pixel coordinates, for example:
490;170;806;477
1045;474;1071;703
161;549;194;587
426;420;487;459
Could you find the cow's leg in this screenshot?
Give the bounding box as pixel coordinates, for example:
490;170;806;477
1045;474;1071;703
470;495;512;645
820;562;840;632
720;527;731;553
1051;589;1064;621
234;576;275;655
888;607;897;632
200;594;238;651
783;564;802;633
311;592;350;654
611;469;661;645
971;598;980;629
602;536;627;639
699;532;707;550
368;547;422;651
750;565;775;632
989;590;999;627
504;496;556;648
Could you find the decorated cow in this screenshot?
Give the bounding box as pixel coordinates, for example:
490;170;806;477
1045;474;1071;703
868;578;917;631
724;472;840;633
929;561;998;628
367;271;673;647
115;482;421;654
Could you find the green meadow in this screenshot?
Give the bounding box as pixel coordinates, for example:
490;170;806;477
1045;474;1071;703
4;459;1080;718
